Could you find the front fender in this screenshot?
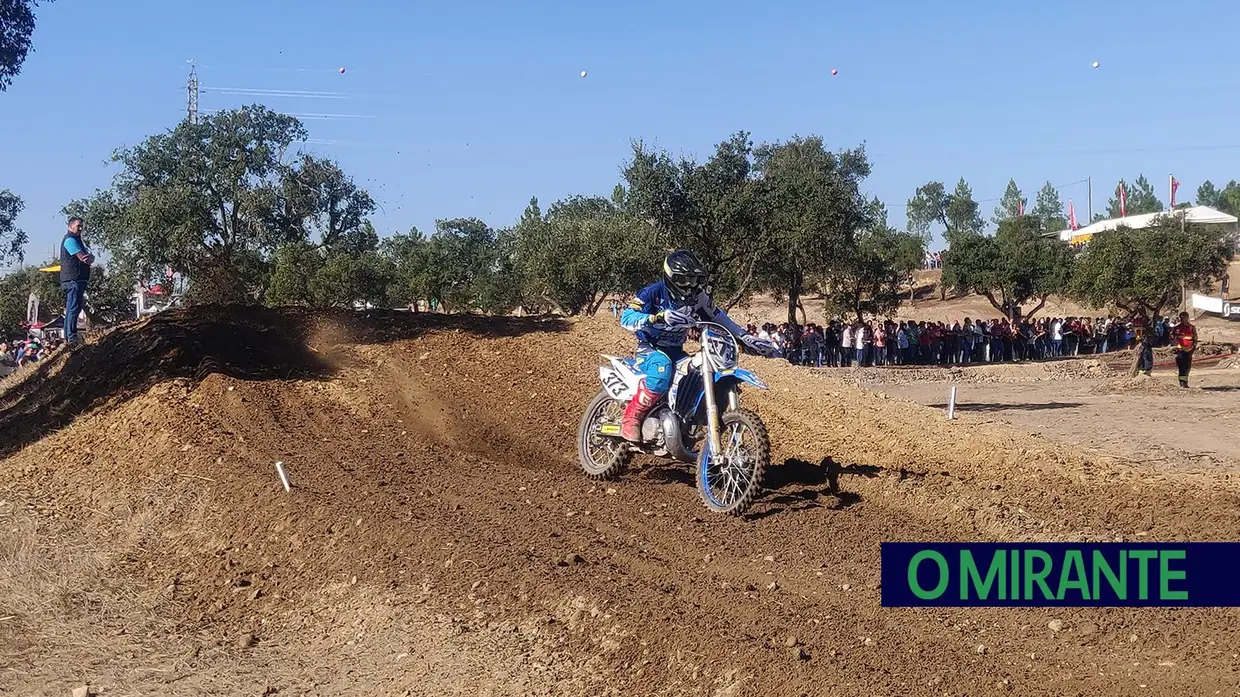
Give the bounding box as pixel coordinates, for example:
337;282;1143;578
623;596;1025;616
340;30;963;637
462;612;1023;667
690;370;767;415
725;368;768;391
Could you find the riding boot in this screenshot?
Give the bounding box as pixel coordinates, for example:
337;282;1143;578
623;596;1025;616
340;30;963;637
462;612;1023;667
620;382;661;443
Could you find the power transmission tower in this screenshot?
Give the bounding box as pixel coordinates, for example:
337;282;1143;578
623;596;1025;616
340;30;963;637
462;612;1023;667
186;60;199;124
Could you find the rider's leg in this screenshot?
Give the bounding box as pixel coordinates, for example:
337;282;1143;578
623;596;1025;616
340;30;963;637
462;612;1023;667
621;349;674;443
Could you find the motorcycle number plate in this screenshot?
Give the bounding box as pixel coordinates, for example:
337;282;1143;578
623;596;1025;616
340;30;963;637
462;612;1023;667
601;370;628;399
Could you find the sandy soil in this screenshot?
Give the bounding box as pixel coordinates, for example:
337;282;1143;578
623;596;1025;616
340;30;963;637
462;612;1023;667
854;360;1240;479
1;307;1239;696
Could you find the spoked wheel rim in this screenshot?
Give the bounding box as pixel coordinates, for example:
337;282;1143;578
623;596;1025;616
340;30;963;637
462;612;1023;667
582;397;626;474
700;421;761;509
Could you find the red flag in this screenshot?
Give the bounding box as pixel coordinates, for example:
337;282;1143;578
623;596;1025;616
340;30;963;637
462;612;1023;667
1068;200;1078;230
1171;176;1180;207
1118;182;1127;217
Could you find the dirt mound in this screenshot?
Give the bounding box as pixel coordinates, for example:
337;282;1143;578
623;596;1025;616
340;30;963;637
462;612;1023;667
1090;373;1190;395
2;309;1239;696
1104;343;1236;369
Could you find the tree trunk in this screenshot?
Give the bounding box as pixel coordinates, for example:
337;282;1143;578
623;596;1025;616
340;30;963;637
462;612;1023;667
586;293;609;316
797;300;807;325
542;295;568;316
786;269;802;325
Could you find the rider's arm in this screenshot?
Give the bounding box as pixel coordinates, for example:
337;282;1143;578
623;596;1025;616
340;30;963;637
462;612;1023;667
619;286;658;331
700;296;748;337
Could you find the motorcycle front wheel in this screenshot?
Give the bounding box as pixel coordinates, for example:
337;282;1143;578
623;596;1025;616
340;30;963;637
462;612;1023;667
696;408;769;516
578;389;631;480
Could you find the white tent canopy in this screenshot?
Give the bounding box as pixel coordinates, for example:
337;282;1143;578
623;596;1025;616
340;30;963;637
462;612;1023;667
1056;205;1238;242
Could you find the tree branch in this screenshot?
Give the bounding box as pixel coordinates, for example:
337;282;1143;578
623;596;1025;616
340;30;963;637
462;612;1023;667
981;289;1005;314
722;256;757;311
1025;294;1049;320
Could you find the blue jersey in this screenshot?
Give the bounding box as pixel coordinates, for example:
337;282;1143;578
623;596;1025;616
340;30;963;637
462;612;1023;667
619;280;747;352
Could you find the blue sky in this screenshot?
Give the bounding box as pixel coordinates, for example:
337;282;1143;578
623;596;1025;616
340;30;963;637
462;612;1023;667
4;0;1239;267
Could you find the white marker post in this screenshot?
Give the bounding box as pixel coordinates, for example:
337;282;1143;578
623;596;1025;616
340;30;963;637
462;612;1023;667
275;461;291;493
947;386;957;420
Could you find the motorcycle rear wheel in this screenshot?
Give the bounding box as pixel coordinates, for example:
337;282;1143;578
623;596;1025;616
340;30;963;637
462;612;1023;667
578;389;631;480
696;408;769;516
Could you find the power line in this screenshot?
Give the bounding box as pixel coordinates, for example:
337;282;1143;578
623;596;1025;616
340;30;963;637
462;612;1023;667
202;86;350;97
202;89;350;101
286;113;376;120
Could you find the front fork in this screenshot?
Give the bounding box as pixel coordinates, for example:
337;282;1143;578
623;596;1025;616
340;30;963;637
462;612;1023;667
699;353;740;458
700;351;722;457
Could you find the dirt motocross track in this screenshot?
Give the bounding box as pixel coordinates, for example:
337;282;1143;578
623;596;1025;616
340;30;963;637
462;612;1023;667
2;307;1239;697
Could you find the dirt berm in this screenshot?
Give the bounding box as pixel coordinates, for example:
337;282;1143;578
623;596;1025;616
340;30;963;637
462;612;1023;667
1;307;1238;696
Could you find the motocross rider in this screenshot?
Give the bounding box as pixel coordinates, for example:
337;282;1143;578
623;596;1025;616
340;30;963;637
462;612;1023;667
617;249;778;443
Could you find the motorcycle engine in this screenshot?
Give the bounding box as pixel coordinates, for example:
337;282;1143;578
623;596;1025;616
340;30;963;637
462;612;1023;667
640;414;663;444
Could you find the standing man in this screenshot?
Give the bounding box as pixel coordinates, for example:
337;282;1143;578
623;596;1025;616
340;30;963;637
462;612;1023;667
1170;311;1198;389
1130;309;1153;376
60;216;94;345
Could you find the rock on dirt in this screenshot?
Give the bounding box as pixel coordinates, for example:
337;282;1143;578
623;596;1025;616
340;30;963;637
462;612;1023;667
237;633;257;649
1047;620;1064;633
71;686;91;697
783;635;799;647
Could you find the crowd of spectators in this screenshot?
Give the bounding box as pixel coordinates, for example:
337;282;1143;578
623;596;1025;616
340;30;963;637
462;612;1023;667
0;337;64;374
744;314;1186;368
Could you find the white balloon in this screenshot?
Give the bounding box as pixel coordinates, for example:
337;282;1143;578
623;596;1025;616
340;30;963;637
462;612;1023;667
580;70;587;78
1092;61;1100;69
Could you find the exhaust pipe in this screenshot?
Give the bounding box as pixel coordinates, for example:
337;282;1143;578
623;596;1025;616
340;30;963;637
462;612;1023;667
659;409;698;463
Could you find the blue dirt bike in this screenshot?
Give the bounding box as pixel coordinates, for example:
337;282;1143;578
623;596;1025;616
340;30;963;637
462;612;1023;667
576;321;771;516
